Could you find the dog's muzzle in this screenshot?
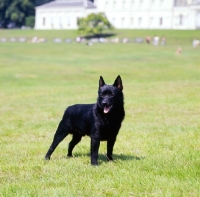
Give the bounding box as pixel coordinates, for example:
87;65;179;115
102;100;112;113
103;105;112;113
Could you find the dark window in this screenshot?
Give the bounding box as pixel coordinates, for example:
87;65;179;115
160;17;163;25
138;17;142;25
43;17;45;26
180;14;183;25
121;17;125;26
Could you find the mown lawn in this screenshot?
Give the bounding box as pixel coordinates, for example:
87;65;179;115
0;30;200;197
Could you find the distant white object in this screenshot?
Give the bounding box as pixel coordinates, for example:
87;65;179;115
10;38;17;42
86;41;93;46
21;26;31;30
18;37;27;42
65;38;73;43
53;38;62;43
99;38;104;43
31;37;47;43
134;38;144;43
0;38;7;42
176;47;182;55
192;39;200;47
31;36;38;43
76;36;82;43
111;37;119;43
121;38;130;43
37;38;47;43
99;38;109;43
161;37;166;45
90;38;99;43
153;36;160;46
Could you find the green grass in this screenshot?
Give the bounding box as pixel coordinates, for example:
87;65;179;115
0;30;200;197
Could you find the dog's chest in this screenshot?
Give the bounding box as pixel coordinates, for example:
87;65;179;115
97;118;118;140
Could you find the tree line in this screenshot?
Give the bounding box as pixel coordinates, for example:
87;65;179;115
0;0;53;28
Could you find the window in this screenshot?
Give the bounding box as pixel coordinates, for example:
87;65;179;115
179;14;183;25
159;17;163;25
139;0;143;8
130;17;134;25
112;17;115;25
160;0;164;8
123;1;126;8
59;17;62;27
131;1;134;9
68;17;71;26
43;17;45;26
121;17;125;26
51;17;53;25
105;1;108;9
138;17;142;25
150;17;154;25
113;1;116;9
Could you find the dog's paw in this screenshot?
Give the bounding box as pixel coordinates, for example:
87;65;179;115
106;154;113;161
44;155;50;160
91;159;98;166
91;162;98;166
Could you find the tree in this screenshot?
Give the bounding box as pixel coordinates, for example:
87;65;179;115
77;13;113;36
0;0;10;27
25;16;35;27
0;0;35;28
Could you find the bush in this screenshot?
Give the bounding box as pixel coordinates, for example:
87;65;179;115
78;13;113;36
25;16;35;28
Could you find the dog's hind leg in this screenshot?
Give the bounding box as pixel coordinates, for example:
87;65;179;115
67;134;82;157
45;120;68;160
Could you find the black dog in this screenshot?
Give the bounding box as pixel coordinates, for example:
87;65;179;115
45;75;125;165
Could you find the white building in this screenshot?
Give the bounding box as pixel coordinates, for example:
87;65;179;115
35;0;200;30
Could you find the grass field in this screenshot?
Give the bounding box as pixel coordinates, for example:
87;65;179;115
0;29;200;197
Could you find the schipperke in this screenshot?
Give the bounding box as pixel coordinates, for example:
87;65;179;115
45;75;125;165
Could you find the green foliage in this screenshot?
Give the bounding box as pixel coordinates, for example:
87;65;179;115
25;16;35;27
0;0;10;22
78;13;114;36
0;0;34;27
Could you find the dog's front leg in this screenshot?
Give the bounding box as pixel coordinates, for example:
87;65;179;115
91;137;100;165
107;137;116;161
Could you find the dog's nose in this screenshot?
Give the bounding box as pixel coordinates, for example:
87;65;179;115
102;100;108;106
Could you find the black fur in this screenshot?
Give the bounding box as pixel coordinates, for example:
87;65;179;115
45;75;125;165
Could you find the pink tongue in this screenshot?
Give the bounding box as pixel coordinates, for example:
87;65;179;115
104;106;110;113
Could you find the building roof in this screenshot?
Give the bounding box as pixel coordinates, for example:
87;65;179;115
192;0;200;5
36;0;96;9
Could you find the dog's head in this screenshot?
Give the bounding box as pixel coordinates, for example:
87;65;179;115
97;75;123;114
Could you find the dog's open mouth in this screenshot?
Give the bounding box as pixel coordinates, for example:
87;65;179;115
103;105;112;114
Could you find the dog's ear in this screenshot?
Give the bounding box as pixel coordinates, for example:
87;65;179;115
99;76;105;88
113;75;123;90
